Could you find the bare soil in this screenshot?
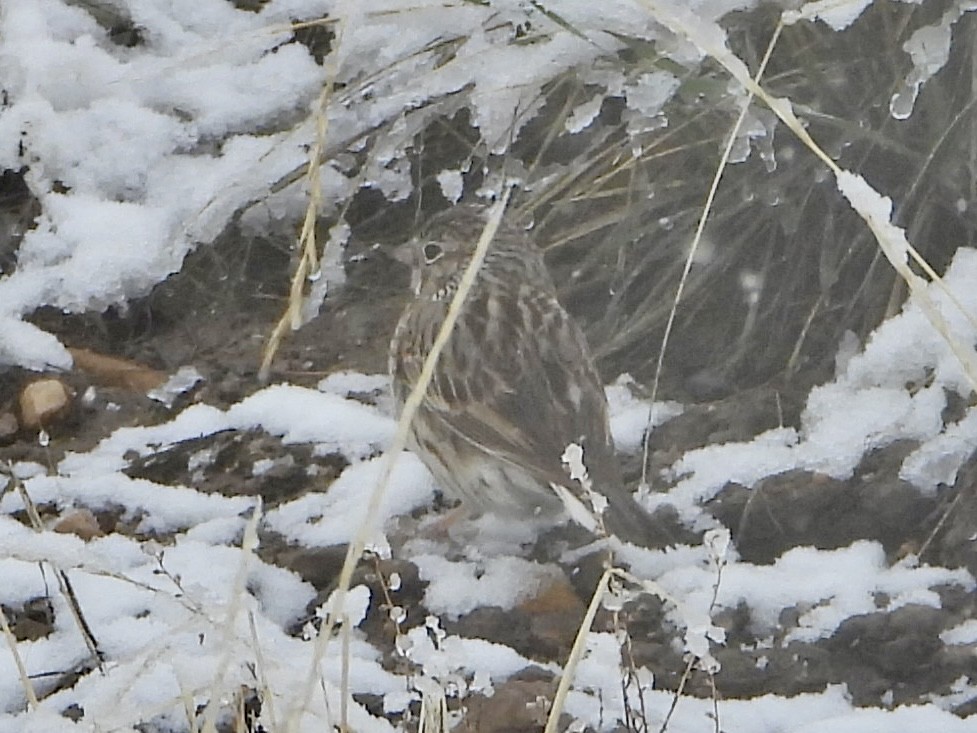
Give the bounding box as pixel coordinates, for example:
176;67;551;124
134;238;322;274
1;200;976;728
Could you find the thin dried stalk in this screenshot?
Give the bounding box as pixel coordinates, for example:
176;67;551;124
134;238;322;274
283;189;514;732
0;604;37;710
3;464;105;674
259;12;347;382
640;17;784;487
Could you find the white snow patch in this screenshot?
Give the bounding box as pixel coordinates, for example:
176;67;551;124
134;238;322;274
655;246;977;522
318;371;391;399
265;451;435;547
415;554;563;620
657;542;972;643
436;169;465;203
941;619;977;646
784;0;875;31
606;375;684;453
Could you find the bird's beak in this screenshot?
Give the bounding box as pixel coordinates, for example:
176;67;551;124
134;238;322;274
384;241;424;295
390;242;418;267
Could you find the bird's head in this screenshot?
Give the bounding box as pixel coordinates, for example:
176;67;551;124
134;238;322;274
398;204;513;301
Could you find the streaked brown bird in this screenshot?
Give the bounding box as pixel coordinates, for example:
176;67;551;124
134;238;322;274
389;204;660;546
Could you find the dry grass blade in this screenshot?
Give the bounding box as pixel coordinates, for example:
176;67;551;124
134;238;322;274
418;682;449;733
637;2;977;392
3;463;105;675
247;611;278;732
544;567;613;733
640;19;784;486
545;562;694;733
0;604;37;710
199;502;263;733
340;612;351;733
259;11;348;382
284;189;514;732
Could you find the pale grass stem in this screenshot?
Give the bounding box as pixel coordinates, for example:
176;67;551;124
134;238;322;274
0;604;37;710
283;188;514;732
200;502;263;733
640;17;783;487
248;610;278;732
2;463;104;674
259;9;349;382
545;567;614;733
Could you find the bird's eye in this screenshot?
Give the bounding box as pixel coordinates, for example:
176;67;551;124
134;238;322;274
423;243;444;264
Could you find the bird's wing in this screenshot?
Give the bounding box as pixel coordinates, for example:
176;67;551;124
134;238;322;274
392;280;665;545
420;288;620;492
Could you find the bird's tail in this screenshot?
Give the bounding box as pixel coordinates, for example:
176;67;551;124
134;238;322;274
603;493;675;549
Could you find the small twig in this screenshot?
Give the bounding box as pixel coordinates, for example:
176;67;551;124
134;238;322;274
0;603;38;709
640;19;784;487
545;567;613;733
371;554;410;661
56;570;105;672
618;616;650;733
152;550;204;614
658;655;695;733
660;528;728;732
248;611;278;732
3;463;105;674
919;484;968;561
707;670;720;733
199;502;263;733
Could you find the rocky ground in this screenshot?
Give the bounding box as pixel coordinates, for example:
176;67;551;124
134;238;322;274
2;207;975;730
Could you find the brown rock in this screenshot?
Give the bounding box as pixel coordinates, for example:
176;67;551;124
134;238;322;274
53;509;104;541
0;411;18;443
69;347;167;392
455;677;556;733
18;378;72;429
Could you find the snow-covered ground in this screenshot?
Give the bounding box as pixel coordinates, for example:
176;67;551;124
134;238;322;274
3;259;977;729
3;252;977;729
2;0;976;731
